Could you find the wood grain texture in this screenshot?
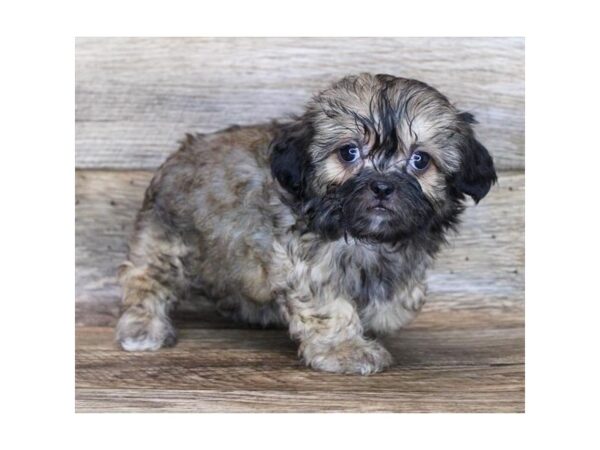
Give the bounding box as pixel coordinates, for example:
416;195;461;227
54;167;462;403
75;37;524;170
75;170;524;326
76;308;524;412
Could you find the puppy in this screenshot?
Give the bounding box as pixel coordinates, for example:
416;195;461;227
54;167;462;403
116;73;497;375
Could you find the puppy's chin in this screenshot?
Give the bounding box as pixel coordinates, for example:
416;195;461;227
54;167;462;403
344;209;429;243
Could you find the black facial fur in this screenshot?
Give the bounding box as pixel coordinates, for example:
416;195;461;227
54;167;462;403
341;170;434;241
301;167;463;250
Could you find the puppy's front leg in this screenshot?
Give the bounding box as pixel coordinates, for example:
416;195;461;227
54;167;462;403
286;294;392;375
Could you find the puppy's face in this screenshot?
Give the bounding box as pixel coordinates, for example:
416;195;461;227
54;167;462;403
271;74;497;243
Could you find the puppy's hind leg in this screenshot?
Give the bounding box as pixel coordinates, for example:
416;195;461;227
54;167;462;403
116;221;191;351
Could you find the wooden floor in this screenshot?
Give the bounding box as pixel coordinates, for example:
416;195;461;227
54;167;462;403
75;306;524;413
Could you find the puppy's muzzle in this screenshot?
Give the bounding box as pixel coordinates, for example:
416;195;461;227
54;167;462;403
369;180;395;199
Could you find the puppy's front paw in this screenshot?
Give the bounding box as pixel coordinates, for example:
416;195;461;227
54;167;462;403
115;306;177;352
303;339;393;375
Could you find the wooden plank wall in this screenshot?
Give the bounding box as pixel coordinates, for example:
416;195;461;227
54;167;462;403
75;37;525;327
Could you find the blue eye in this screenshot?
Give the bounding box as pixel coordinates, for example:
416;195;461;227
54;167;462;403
339;145;361;163
409;151;431;170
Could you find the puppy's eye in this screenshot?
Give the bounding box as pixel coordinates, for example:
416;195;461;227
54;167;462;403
409;151;431;171
338;145;361;163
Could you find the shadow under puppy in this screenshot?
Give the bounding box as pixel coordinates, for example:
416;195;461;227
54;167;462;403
116;73;497;375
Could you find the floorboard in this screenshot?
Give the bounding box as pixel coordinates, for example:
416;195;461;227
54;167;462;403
76;308;524;413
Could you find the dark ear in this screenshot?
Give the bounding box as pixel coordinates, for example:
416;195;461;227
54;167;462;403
456;134;497;203
270;117;314;199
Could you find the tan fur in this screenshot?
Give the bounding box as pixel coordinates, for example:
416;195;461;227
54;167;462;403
115;74;496;375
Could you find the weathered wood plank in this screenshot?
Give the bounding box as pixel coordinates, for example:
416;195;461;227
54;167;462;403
75;170;524;326
75;37;524;170
76;327;524;378
75;315;524;412
76;387;524;413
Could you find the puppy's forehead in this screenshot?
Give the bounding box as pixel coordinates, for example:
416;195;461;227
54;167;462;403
308;75;464;172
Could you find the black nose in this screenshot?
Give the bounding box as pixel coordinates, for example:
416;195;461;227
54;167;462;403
370;180;395;198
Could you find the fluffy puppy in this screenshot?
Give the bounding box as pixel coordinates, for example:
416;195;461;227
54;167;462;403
116;73;497;374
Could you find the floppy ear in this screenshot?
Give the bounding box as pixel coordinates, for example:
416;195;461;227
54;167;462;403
456;134;498;203
270;118;314;199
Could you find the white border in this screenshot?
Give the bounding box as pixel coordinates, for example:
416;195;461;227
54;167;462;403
2;0;600;449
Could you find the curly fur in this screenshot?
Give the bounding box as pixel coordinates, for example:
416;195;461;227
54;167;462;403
115;73;497;374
